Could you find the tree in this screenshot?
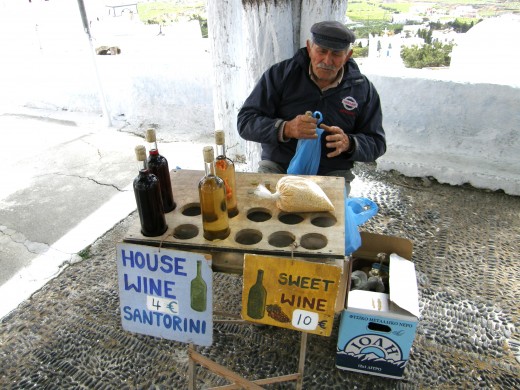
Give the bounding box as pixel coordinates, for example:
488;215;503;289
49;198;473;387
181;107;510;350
417;28;432;44
401;42;454;69
207;0;347;171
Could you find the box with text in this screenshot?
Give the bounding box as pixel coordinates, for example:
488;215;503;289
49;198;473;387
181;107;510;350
336;232;419;379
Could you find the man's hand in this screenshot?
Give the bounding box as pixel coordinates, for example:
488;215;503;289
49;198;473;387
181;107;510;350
320;123;351;157
283;114;318;139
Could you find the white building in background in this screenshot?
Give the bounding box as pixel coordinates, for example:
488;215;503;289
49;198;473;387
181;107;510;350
367;31;407;65
450;14;520;86
452;6;479;19
391;13;423;24
431;29;459;45
401;24;427;38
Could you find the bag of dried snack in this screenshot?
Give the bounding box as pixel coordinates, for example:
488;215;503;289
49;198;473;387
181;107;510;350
254;176;334;212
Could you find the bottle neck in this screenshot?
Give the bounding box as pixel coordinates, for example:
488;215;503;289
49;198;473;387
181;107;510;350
204;160;216;176
256;270;264;283
148;139;158;153
196;260;202;276
149;149;159;156
137;159;148;172
216;143;225;158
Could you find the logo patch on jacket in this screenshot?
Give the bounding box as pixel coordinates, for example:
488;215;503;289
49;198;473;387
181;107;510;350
342;96;358;111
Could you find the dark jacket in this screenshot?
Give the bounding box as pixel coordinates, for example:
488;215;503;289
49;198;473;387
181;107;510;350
237;48;386;175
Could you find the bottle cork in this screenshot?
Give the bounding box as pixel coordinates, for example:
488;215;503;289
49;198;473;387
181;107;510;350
215;129;225;145
203;146;214;163
135;145;147;161
145;128;157;142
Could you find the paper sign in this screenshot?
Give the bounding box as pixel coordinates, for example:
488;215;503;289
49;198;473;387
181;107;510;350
241;254;342;336
116;243;213;346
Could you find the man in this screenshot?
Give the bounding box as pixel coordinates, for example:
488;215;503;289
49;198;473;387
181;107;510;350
237;21;386;194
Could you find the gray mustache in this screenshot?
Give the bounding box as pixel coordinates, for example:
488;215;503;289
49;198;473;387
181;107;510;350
317;63;336;71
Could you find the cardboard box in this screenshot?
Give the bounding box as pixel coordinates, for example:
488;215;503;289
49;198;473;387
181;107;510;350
336;232;419;379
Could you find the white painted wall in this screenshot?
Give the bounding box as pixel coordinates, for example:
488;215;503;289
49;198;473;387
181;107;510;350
369;74;520;195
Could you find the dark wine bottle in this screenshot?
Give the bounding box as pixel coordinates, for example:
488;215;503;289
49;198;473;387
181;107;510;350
215;129;239;218
247;269;267;319
190;260;207;312
145;128;176;213
198;146;230;241
133;145;168;237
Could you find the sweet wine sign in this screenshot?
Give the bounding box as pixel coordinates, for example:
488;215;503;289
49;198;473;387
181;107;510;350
241;254;342;336
116;243;213;346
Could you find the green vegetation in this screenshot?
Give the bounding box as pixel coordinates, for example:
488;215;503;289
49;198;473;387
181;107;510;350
346;0;513;38
401;42;454;68
78;246;91;260
137;1;207;37
352;42;369;58
132;0;516;67
347;1;394;22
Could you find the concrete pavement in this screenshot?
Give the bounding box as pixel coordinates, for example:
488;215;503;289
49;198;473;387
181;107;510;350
0;107;211;319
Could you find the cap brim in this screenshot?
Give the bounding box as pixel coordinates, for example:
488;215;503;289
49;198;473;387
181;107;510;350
312;32;351;51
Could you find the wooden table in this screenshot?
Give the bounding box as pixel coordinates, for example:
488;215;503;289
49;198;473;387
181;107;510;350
123;170;348;389
124;170;346;273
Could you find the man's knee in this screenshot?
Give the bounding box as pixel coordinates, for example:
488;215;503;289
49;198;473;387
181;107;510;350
258;160;286;174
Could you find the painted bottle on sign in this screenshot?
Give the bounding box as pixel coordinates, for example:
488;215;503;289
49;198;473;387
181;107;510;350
190;260;207;312
247;269;267;319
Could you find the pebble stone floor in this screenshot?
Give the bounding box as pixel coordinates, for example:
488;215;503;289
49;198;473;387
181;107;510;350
1;163;519;389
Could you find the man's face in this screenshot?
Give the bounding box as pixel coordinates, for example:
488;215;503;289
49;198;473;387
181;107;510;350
307;41;351;84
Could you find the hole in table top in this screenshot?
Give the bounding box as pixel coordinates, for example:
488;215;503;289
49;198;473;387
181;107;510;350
181;203;201;217
173;224;199;240
310;213;337;228
235;229;263;245
278;212;304;225
300;233;327;250
268;231;296;248
247;208;272;223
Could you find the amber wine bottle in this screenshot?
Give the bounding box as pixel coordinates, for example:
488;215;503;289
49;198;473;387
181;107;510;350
133;145;168;237
214;129;238;218
198;146;230;241
145;129;176;212
247;269;267;319
190;260;207;312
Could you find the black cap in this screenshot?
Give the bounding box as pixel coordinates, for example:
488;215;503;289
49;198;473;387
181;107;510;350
310;21;356;51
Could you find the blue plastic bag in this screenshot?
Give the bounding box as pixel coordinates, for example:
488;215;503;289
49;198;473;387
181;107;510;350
287;111;323;175
345;195;378;255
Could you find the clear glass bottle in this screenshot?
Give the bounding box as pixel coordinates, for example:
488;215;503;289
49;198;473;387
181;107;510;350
190;260;207;312
214;129;238;218
133;145;168;237
247;269;267;319
198;146;230;241
145;128;176;213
